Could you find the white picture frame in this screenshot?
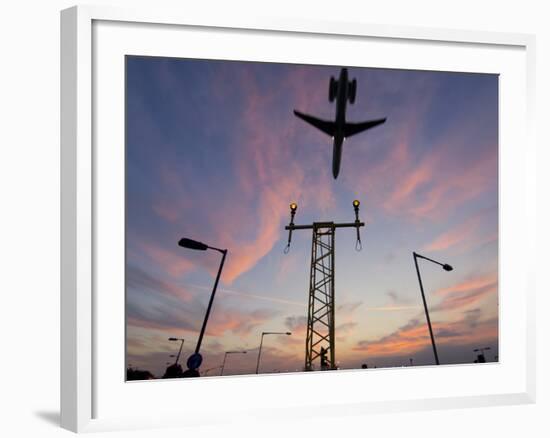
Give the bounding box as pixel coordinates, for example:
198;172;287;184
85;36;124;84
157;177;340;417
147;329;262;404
61;4;536;433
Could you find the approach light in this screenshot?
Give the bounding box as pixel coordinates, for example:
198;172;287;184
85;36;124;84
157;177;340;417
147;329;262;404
353;199;360;208
178;238;209;251
442;264;453;272
290;202;298;212
286;332;292;335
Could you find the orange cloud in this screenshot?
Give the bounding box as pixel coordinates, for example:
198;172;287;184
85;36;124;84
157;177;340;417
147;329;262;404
353;313;497;357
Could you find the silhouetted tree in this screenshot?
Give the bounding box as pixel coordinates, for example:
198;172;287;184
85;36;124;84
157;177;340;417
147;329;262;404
162;363;184;379
127;367;155;381
181;368;200;378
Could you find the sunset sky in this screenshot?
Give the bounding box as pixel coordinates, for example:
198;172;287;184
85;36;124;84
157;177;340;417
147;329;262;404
125;56;498;378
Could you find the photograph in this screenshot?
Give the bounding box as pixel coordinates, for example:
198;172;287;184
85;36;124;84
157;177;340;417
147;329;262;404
125;56;499;380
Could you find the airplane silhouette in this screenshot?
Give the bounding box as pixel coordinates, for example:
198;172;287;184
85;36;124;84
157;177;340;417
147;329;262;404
293;68;387;179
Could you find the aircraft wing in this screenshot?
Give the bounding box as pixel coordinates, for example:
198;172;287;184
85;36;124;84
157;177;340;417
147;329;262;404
293;110;336;137
343;118;386;137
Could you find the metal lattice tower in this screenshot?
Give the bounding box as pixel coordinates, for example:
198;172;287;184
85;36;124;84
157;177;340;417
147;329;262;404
306;223;336;370
284;201;364;371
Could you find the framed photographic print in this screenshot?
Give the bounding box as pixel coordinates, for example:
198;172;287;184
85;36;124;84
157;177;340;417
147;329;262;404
61;5;536;433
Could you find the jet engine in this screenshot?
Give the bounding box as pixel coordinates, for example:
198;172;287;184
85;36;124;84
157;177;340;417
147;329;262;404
329;77;338;102
348;79;357;104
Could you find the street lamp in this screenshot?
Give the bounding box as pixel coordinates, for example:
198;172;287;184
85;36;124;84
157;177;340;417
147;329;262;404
284;203;298;253
168;337;184;365
220;351;247;376
178;237;228;373
255;331;292;374
352;199;362;250
413;251;454;366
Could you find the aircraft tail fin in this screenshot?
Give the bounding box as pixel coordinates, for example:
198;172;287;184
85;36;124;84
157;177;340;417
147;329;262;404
344;118;386;137
293;110;336;136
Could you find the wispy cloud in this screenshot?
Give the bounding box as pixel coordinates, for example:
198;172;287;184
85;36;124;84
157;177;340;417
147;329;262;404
127;271;280;339
185;283;303;307
383;143;497;220
385;290;414;306
207;308;278;336
337;301;363;313
285;315;307;332
339;73;497;225
127;304;278;338
353;311;497;357
137;241;197;278
364;305;421;311
127;265;193;301
432;272;497;312
424;215;482;252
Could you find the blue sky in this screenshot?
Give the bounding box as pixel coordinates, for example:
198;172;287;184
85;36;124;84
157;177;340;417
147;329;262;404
126;56;498;377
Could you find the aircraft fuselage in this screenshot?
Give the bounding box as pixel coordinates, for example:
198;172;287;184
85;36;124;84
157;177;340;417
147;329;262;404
332;68;349;179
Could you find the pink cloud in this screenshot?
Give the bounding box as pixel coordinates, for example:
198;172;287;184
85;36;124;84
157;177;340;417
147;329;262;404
433;272;497;312
207;308;276;336
138;241;196;278
127;317;188;335
127;264;193;302
194;68;337;284
128;305;277;339
385;156;436;208
408;150;497;219
338;77;497;224
379;141;497;221
424;215;482;252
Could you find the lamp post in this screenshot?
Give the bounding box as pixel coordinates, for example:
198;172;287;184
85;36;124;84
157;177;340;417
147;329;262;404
220;351;247;376
178;237;228;373
168;337;184;365
413;252;453;366
255;331;292;374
